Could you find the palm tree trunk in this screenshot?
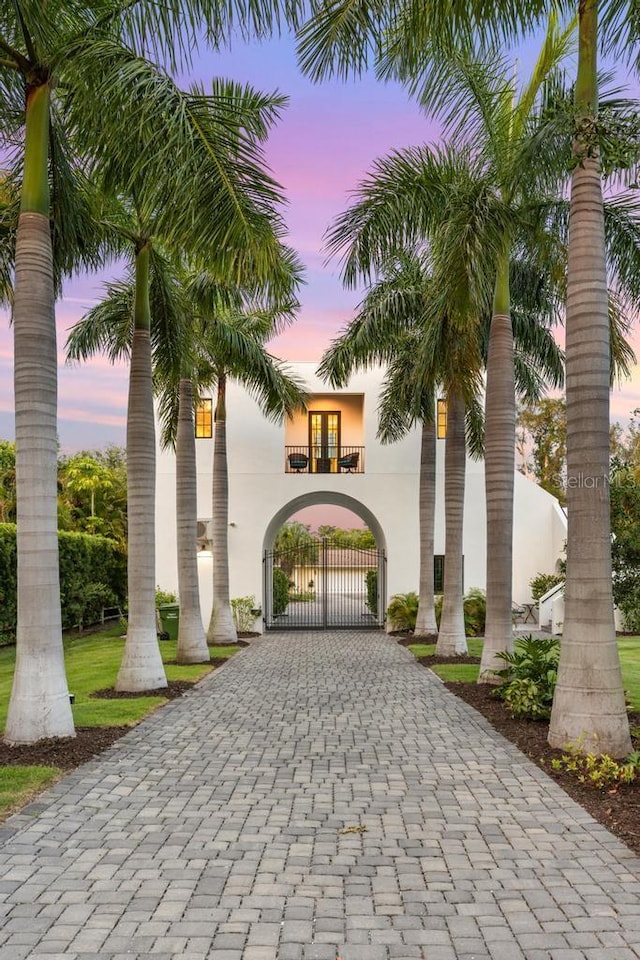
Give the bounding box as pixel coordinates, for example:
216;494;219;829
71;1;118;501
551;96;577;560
415;419;438;638
116;243;167;691
548;0;630;756
207;374;238;644
436;392;467;656
479;251;515;681
5;82;74;743
176;378;209;663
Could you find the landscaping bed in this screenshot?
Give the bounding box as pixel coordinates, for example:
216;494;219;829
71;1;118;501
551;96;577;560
0;726;130;771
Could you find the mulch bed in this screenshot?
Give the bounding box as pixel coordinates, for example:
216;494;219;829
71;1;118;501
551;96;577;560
92;679;197;700
0;727;131;770
440;676;640;858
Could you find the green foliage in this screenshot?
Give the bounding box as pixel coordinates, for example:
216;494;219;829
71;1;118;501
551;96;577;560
551;743;640;788
610;457;640;631
319;525;376;549
273;522;319;576
434;588;487;636
155;586;178;608
529;572;565;601
517;398;566;503
387;592;419;632
365;570;378;615
272;567;290;617
0;525;17;643
231;596;260;632
57;447;127;546
495;635;560;719
461;588;486;637
0;525;126;639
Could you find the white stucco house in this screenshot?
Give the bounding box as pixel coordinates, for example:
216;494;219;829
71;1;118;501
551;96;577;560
155;362;567;632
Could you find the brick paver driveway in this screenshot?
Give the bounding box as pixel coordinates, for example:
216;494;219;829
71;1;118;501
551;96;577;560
2;632;640;960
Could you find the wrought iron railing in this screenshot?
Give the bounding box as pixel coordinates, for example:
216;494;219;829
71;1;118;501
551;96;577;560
285;445;365;474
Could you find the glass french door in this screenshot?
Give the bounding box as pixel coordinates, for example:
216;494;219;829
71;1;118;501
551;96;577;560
309;411;340;473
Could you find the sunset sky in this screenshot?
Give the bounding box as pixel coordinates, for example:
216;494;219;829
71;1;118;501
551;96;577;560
1;29;639;452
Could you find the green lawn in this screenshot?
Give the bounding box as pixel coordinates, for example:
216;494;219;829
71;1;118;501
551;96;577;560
0;625;240;731
0;766;61;817
408;635;640;702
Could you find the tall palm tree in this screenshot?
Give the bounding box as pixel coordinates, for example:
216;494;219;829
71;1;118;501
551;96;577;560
0;0;306;742
319;251;487;651
548;0;639;755
187;293;307;644
67;69;297;690
296;0;639;756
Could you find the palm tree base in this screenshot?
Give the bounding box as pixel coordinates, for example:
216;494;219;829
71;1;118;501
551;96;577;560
5;688;75;745
116;628;168;692
207;603;238;645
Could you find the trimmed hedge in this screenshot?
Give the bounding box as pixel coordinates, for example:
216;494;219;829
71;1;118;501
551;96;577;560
0;524;126;641
273;567;290;617
365;570;378;615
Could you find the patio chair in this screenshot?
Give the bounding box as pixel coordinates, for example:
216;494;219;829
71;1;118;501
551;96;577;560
338;451;359;472
288;452;309;472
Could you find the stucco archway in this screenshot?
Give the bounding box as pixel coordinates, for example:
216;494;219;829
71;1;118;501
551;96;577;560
262;491;387;554
262;492;387;630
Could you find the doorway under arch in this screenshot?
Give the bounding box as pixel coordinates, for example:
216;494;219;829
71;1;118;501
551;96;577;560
262;492;387;630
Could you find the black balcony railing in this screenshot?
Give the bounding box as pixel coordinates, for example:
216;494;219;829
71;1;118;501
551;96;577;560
285;445;365;474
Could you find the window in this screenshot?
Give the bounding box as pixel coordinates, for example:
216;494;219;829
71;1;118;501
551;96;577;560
195;399;212;438
437;398;447;439
434;555;464;593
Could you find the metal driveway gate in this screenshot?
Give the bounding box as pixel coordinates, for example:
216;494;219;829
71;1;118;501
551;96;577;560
263;537;386;630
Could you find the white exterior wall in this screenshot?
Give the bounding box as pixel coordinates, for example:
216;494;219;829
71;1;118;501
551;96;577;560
155;362;567;628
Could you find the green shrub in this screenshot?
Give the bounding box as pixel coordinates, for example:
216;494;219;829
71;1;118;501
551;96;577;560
529;572;564;601
365;570;378;615
462;588;486;637
495;635;559;719
387;592;419;632
551;745;640;788
273;567;290;617
0;524;126;639
433;588;486;637
231;596;260;632
155;586;178;608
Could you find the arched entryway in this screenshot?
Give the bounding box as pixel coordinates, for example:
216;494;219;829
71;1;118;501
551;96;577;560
262;493;387;630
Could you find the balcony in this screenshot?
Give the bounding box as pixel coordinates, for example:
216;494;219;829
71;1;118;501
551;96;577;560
285;445;365;474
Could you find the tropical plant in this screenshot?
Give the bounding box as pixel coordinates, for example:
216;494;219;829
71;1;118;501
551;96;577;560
0;0;307;741
187;285;306;645
495;635;560;719
434;588;487;638
274;521;319;577
530;572;565;601
298;0;640;755
386;592;419;633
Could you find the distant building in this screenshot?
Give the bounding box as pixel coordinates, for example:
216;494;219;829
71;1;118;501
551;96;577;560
155;363;567;631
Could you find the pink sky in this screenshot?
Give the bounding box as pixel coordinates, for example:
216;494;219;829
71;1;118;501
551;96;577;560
0;32;639;454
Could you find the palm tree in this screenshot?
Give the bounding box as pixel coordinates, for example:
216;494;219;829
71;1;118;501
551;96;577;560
67;69;298;690
296;0;639;756
547;1;638;755
319;250;488;650
1;0;308;741
188;296;307;644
